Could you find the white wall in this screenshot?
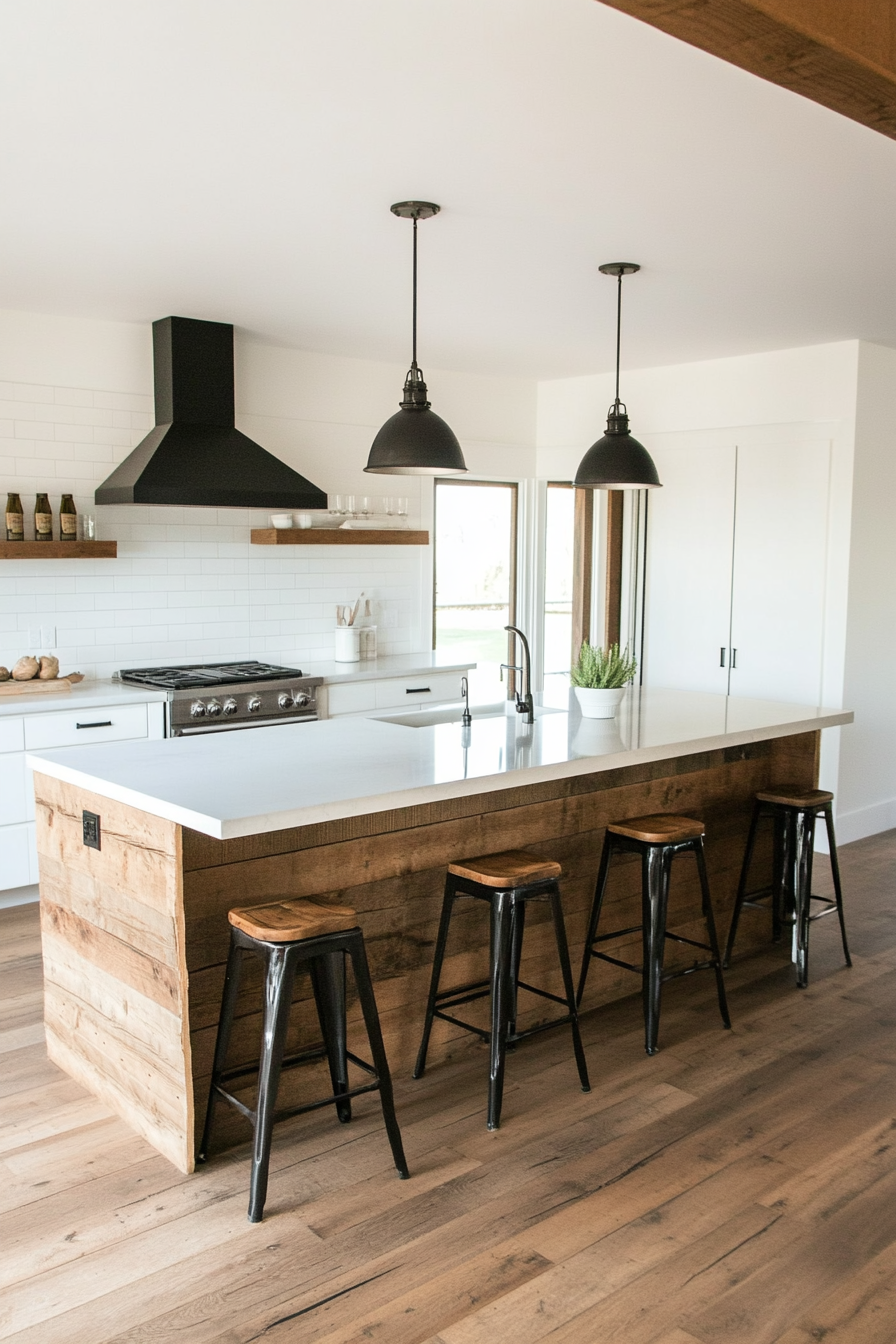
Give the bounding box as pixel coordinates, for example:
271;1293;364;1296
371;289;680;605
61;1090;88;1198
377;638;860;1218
837;341;896;842
0;309;536;678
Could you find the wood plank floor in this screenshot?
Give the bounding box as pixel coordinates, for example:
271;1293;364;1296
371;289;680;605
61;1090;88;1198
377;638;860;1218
2;829;895;1343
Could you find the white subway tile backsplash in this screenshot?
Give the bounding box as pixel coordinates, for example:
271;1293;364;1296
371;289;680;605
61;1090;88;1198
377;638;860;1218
0;378;420;677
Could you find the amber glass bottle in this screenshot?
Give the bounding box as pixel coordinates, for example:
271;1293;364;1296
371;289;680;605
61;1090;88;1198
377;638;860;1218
59;494;77;540
34;493;53;541
5;492;24;541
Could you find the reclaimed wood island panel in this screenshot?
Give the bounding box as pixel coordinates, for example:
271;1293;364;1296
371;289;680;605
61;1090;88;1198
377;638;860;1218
28;693;850;1174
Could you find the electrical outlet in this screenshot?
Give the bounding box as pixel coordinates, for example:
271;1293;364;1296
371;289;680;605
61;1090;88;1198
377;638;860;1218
27;626;41;648
82;811;101;851
40;625;56;648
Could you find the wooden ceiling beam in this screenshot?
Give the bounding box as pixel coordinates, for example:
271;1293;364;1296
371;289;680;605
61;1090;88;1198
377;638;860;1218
597;1;896;140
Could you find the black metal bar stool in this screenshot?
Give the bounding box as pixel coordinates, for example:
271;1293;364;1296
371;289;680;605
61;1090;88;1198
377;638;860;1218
576;814;731;1055
724;786;851;989
413;849;590;1130
198;895;408;1222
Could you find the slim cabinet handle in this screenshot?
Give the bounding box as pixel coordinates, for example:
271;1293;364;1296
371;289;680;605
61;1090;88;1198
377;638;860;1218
732;649;738;669
720;648;726;667
76;720;113;729
406;687;431;694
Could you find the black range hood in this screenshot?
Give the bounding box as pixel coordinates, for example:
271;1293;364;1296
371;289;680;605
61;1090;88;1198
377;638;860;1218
95;316;328;509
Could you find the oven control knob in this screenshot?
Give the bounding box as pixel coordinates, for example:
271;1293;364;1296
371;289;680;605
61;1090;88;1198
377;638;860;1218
293;691;310;708
190;700;206;718
223;697;238;716
206;699;223;717
278;692;293;710
247;695;262;713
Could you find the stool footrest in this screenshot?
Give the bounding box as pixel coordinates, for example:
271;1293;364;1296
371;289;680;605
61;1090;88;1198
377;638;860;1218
664;931;714;954
661;960;717;983
592;951;642;975
213;1050;380;1129
433;1006;578;1048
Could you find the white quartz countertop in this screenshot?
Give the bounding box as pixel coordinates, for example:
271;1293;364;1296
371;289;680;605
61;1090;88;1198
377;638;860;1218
26;687;852;841
306;652;475;684
0;680;168;718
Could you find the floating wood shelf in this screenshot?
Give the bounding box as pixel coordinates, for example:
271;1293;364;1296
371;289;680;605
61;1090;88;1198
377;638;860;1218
0;541;117;559
251;528;429;546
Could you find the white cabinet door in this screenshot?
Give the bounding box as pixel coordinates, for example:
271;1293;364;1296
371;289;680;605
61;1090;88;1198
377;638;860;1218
0;823;31;890
643;443;736;693
0;754;28;826
729;441;830;705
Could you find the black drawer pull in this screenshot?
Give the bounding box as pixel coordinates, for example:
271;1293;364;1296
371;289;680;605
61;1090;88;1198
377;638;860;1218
406;687;431;694
76;721;113;729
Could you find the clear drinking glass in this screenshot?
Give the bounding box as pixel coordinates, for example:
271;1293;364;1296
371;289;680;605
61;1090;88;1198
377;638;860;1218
358;496;371;519
383;496;395;516
328;493;344;516
345;495;356;518
79;512;97;540
396;497;408;520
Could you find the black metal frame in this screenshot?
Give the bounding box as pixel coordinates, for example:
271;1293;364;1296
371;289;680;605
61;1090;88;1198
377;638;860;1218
198;923;408;1223
724;797;851;988
413;870;590;1130
577;829;730;1055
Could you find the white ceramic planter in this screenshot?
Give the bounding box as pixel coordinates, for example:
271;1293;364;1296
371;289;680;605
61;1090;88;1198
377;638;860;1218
574;685;626;719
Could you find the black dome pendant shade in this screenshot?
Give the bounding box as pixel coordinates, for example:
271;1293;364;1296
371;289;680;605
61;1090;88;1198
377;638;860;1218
574;262;661;491
365;202;467;476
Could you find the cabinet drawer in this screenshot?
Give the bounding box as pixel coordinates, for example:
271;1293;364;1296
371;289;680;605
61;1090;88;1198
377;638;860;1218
374;672;463;709
325;682;377;718
0;718;24;754
0;754;28;826
24;702;149;750
0;823;32;891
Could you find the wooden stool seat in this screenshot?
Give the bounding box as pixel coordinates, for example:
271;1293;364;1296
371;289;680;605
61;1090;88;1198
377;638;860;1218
608;814;705;845
447;849;562;888
754;786;834;809
228;897;358;943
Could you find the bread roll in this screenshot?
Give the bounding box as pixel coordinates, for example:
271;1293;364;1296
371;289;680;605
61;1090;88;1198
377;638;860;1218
39;655;60;680
0;667;9;681
12;656;39;681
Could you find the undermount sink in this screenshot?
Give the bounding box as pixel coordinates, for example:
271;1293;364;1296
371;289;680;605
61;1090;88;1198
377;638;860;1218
376;702;563;728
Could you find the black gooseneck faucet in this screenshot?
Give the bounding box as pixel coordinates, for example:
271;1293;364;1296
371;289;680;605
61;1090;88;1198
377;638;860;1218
502;625;535;725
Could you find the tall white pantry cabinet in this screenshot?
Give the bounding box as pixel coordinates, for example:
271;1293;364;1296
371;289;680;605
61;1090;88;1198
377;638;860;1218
642;436;832;706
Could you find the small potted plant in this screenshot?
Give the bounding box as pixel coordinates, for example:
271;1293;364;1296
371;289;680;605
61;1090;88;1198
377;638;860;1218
571;641;637;718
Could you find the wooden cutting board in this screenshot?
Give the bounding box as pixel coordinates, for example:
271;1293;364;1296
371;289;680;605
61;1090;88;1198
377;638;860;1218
0;674;84;697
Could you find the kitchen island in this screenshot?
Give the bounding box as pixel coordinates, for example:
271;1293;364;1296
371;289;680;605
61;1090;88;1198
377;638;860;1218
27;688;851;1173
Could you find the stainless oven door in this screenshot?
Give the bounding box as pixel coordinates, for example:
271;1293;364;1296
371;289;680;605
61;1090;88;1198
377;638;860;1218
171;715;318;736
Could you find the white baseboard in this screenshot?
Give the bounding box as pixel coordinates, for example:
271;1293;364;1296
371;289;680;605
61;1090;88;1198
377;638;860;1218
834;798;896;846
0;883;39;909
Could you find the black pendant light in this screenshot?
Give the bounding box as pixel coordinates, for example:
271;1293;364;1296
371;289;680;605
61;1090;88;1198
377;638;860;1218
574;262;661;490
365;202;467;476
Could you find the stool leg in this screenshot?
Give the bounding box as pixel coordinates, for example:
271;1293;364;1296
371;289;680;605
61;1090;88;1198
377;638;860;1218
197;935;244;1164
487;889;514;1130
310;949;352;1124
507;898;527;1043
577;833;614;1005
771;810;786;943
547;885;591;1093
823;804;852;968
248;945;298;1223
642;845;672;1055
792;809;814;989
694;838;731;1030
724;802;761;967
413;876;456;1080
346;934;409;1179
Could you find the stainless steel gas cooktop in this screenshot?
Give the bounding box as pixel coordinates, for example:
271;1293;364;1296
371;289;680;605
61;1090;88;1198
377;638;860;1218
116;661;323;735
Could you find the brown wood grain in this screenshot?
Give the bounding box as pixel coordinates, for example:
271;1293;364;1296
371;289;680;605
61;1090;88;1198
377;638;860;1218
605;487;625;648
250;527;429;545
0;540;117;558
597;0;896;139
571;486;594;664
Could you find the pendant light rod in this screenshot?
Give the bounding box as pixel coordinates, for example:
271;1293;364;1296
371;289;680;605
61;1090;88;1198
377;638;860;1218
598;261;639;409
412;213;418;368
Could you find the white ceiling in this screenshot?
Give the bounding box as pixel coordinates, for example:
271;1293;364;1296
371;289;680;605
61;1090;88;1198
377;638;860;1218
2;0;896;380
